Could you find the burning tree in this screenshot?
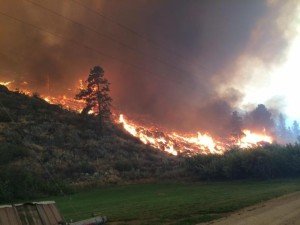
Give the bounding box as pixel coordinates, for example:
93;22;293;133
75;66;112;129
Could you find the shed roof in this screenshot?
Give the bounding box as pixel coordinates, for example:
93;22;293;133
0;201;63;225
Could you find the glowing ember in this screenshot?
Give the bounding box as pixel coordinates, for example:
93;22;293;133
165;145;177;156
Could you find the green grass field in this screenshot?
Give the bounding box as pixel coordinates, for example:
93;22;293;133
47;179;300;225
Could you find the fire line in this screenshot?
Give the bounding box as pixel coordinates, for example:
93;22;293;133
0;80;273;156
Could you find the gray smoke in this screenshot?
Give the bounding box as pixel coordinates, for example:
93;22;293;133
0;0;298;139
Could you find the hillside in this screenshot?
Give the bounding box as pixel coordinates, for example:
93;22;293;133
0;85;178;201
2;84;300;204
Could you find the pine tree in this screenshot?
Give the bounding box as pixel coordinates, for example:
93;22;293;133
75;66;112;130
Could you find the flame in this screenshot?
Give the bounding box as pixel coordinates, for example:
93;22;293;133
0;81;13;86
119;114;137;136
118;114;224;155
238;130;273;148
79;79;84;90
171;132;222;154
42;95;84;112
0;80;273;155
119;114;178;155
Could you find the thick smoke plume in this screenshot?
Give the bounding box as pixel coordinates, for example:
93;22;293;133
0;0;299;141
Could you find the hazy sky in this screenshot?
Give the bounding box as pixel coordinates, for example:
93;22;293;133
0;0;299;131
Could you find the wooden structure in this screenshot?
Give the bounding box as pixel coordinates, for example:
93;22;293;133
0;201;63;225
0;201;107;225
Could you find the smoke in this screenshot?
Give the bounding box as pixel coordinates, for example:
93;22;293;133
0;0;299;140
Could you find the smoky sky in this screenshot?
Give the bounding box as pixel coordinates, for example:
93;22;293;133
0;0;298;135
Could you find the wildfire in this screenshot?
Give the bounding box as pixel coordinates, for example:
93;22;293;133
0;80;273;156
43;95;84;112
117;114;273;156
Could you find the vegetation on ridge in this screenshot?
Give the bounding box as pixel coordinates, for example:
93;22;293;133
0;84;178;202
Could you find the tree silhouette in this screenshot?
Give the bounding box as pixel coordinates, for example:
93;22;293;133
277;113;288;142
230;111;243;139
247;104;274;132
292;120;300;142
75;66;112;130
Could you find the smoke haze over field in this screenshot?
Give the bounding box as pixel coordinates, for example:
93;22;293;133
0;0;299;136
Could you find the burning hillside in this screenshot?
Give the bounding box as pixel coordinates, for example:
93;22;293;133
0;80;274;156
1;0;300;156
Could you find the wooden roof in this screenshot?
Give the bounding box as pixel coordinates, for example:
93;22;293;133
0;201;63;225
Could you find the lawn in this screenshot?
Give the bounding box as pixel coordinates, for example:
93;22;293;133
46;179;300;225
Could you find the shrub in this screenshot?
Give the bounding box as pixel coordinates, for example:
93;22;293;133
186;144;300;180
0;143;29;165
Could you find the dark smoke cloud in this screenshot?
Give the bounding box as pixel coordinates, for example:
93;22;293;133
0;0;298;136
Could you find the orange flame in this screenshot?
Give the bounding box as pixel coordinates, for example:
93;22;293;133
238;130;273;148
0;81;13;86
119;114;178;155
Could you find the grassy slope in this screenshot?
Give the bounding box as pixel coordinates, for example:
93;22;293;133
0;85;178;199
47;179;300;225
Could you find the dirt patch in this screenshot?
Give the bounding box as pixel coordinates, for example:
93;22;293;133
199;192;300;225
